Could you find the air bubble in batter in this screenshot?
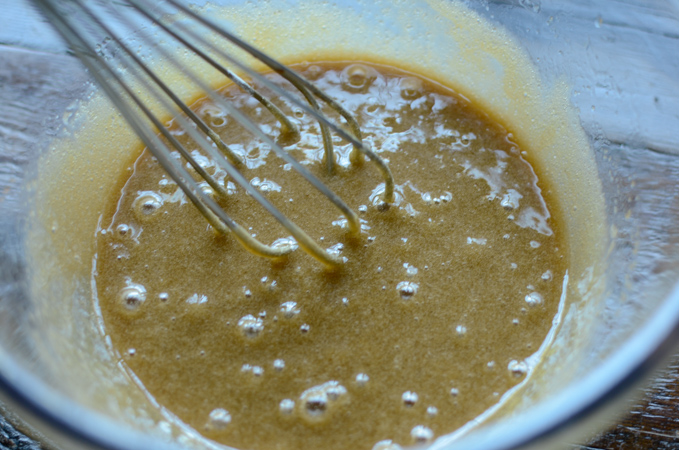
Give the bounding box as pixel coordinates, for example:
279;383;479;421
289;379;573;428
396;281;419;300
280;301;300;319
132;191;163;220
272;237;298;252
279;399;295;415
508;360;529;377
373;440;403;450
207;408;231;430
273;359;285;371
119;284;147;311
402;391;418;407
298;381;348;423
525;292;543;307
400;77;424;100
341;64;377;93
238;314;264;338
116;224;131;236
356;373;370;386
411;425;434;443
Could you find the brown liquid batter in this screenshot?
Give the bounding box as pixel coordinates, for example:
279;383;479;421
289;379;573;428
94;62;567;449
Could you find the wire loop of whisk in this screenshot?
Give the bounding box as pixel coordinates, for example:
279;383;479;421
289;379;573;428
33;0;397;268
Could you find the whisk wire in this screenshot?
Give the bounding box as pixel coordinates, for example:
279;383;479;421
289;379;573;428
33;0;397;267
35;0;299;260
119;0;361;234
127;0;339;175
162;0;395;202
124;0;301;146
50;0;349;265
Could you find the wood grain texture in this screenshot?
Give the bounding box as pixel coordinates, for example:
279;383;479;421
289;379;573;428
580;354;679;450
0;415;42;450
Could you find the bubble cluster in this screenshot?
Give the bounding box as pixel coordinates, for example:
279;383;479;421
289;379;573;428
238;314;264;338
241;364;264;377
326;243;345;257
340;64;377;93
410;425;434;443
372;440;403;450
525;292;543;307
260;277;277;291
458;132;476;147
186;293;208;304
402;391;418;407
132;191;163;219
403;263;418;276
356;373;370;386
116;224;131;236
299;381;348;423
396;281;419;300
467;237;487;245
500;189;521;209
303;64;322;80
279;399;295;415
280;301;300;319
207;408;231;430
119;284;147;311
399;77;424;100
251;177;281;193
273;359;285;371
197;181;215;199
200;104;227;128
508;360;529;377
158;177;174;191
271;237;298;252
225;181;237;195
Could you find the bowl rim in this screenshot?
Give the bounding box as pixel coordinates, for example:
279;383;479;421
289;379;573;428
3;0;679;447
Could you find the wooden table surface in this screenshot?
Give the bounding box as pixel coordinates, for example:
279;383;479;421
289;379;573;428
582;355;679;450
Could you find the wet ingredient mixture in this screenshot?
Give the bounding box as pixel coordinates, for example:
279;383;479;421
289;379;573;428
94;61;568;449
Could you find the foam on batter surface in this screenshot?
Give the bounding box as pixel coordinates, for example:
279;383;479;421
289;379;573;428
93;62;568;449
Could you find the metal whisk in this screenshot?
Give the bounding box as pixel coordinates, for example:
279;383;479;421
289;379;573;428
33;0;395;268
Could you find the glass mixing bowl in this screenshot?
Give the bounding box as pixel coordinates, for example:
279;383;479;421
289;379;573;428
1;1;679;449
